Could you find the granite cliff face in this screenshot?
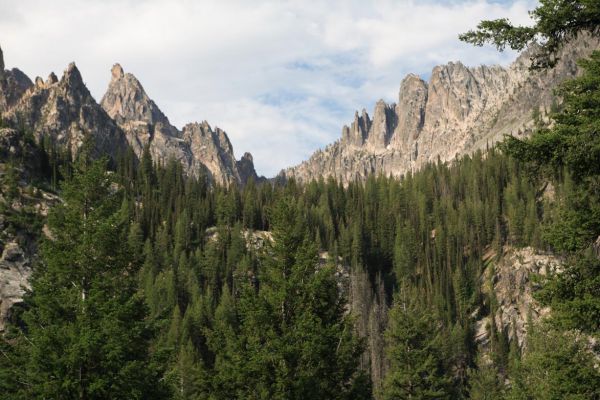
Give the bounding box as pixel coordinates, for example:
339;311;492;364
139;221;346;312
475;247;562;354
100;64;261;185
0;49;258;186
283;33;600;184
0;127;58;332
2;62;128;159
0;47;33;114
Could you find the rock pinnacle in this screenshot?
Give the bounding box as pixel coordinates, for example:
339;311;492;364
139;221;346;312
111;63;124;80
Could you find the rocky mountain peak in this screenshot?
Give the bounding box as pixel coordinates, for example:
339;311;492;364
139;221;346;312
0;45;260;188
100;63;260;186
101;63;174;132
214;126;234;155
343;109;370;147
394;73;428;144
46;72;58;85
111;63;124;80
283;33;600;185
0;47;33;113
61;62;85;89
367;99;396;149
237;152;260;185
1;59;125;159
241;152;253;162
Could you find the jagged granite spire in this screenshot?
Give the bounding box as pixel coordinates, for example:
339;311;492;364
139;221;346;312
282;33;600;185
0;45;260;187
111;63;124;80
1;61;125;158
0;46;33;113
46;72;58;85
101;63;176;134
101;63;261;186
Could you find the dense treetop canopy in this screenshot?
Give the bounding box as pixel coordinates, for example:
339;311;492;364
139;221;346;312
460;0;600;69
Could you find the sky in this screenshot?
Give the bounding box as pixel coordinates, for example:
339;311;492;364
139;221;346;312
0;0;535;177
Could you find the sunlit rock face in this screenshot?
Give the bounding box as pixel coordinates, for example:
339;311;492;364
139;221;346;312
101;64;260;186
282;33;600;185
0;47;259;187
1;60;127;159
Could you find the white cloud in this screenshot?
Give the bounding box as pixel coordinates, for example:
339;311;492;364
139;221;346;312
0;0;535;176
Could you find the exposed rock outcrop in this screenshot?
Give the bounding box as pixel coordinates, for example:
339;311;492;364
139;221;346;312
0;127;57;333
2;62;127;159
0;241;31;332
475;247;563;352
0;49;262;331
0;47;260;186
237;152;260;185
282;33;600;184
0;46;33;114
100;64;261;185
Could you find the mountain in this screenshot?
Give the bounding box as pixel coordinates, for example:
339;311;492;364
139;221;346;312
0;48;259;186
0;47;32;113
2;61;128;159
100;63;262;186
282;33;600;184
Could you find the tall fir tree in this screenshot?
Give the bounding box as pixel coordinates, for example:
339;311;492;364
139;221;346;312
12;156;168;399
382;292;452;400
209;197;370;400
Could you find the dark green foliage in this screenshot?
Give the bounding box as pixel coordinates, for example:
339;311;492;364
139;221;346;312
12;142;550;398
1;0;600;392
508;324;600;400
382;296;451;399
464;5;600;397
467;362;506;400
208;199;369;399
502;52;600;181
4;157;168;399
460;0;600;69
4;160;19;201
2;51;599;397
536;251;600;335
504;52;600;252
501;51;600;343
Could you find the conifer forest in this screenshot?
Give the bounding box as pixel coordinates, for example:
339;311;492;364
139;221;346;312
0;0;599;398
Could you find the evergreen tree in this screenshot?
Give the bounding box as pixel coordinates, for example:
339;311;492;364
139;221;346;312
12;157;168;399
508;324;600;400
210;198;369;399
464;6;600;397
467;362;506;400
382;294;451;400
460;0;600;69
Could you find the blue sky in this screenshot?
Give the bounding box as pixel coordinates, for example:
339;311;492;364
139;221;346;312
0;0;536;176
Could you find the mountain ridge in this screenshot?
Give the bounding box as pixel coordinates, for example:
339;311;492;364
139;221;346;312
281;32;600;184
0;48;260;186
2;33;598;187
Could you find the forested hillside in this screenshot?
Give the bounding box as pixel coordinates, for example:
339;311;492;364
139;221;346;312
1;0;599;399
2;71;599;397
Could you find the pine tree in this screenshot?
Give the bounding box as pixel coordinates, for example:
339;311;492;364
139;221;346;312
460;0;600;69
13;157;168;399
210;197;369;399
382;294;451;400
467;362;506;400
508;324;600;399
4;159;20;201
